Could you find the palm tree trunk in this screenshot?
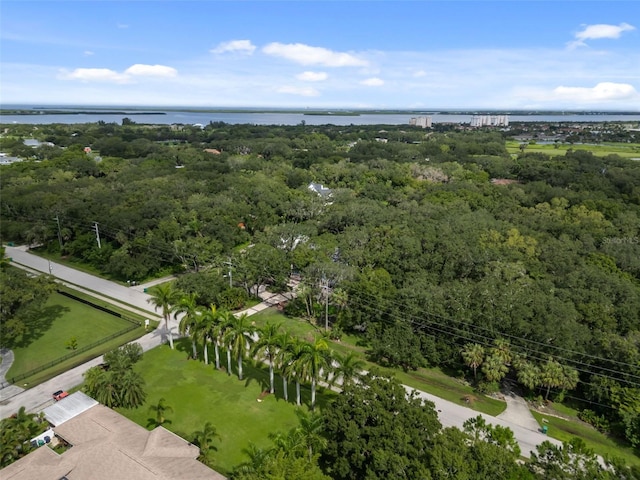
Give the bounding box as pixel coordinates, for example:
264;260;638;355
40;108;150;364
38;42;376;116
269;361;274;394
165;316;174;349
192;340;197;360
203;343;209;365
296;381;301;406
283;377;288;401
238;356;243;381
214;342;220;369
226;350;232;376
311;378;316;410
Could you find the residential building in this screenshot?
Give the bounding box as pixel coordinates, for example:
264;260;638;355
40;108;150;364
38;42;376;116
409;116;432;128
1;392;226;480
470;115;509;127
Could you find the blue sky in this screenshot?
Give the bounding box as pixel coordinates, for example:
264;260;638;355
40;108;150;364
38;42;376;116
1;1;638;109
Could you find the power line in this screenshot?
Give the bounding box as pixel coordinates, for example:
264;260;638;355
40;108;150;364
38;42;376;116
350;291;640;387
352;287;640;373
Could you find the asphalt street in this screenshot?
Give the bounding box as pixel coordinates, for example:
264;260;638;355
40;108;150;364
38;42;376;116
1;246;561;457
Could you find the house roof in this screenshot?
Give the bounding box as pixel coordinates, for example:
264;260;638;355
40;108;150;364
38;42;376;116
43;391;98;427
2;400;226;480
308;182;332;198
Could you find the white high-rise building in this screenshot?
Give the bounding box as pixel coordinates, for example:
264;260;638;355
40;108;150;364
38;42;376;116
470;115;509;127
409;116;432;128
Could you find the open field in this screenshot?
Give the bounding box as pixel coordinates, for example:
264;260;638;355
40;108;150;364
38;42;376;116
6;289;151;386
530;410;639;467
506;140;640;159
119;340;335;476
249;308;506;416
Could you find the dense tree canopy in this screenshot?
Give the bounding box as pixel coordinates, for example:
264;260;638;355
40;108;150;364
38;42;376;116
2;120;639;446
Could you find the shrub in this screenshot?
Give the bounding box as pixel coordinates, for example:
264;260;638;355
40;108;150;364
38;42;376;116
578;409;610;434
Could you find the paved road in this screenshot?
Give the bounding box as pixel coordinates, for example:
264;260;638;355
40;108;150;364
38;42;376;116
5;246;158;314
1;246;560;457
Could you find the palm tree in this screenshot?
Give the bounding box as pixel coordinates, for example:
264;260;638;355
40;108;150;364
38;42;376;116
236;443;272;476
295;337;333;410
332;351;365;389
147;283;179;349
331;287;349;326
481;353;509;383
118;369;146;408
514;357;540;391
202;305;226;369
275;331;295;402
251;322;282;394
83;365;105;398
94;372;119;407
173;292;201;359
283;337;307;406
192;421;220;465
295;410;327;462
148;397;173;427
197;305;217;366
461;343;485;380
218;310;235;375
223;313;256;381
491;338;512;366
539;357;563;400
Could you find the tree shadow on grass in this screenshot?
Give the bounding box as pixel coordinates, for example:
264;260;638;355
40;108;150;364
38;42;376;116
10;305;69;349
242;361;337;410
146;418;172;429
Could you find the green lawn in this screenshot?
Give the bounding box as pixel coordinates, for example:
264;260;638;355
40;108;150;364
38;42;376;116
250;308;506;416
6;290;150;386
531;411;640;467
119;340;335;476
505;140;640;159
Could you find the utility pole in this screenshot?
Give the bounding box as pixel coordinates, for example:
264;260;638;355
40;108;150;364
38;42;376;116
54;215;63;250
223;258;233;288
321;276;330;331
93;222;102;249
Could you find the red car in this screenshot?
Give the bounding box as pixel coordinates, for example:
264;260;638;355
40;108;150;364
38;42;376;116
53;390;69;401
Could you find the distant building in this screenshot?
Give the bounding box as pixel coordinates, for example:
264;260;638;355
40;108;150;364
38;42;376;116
470;115;509;127
409;116;432;128
308;182;332;199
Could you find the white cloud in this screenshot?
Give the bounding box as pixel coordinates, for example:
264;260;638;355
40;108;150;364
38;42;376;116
553;82;638;102
263;42;368;67
117;23;129;29
60;68;129;83
413;70;427;77
83;50;94;56
211;39;256;55
60;64;177;83
568;22;635;48
360;77;384;86
124;64;177;77
296;71;328;82
277;85;320;97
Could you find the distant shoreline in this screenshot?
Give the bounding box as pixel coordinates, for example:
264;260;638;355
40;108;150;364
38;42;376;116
1;109;166;116
2;107;639;117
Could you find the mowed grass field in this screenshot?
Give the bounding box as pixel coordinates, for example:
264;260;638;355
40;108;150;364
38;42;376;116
531;410;640;467
505;140;640;159
6;291;137;380
119;340;334;476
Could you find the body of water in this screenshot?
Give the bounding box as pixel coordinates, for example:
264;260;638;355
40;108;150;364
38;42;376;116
1;109;639;126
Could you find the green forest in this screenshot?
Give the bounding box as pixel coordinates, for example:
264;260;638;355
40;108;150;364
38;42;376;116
1;120;639;453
